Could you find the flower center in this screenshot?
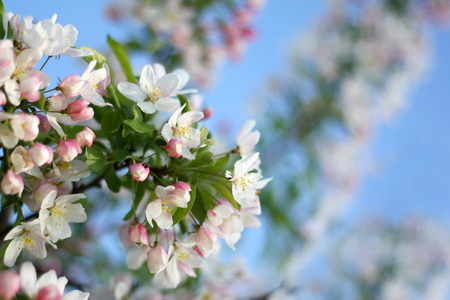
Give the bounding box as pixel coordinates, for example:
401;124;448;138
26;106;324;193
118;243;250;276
145;85;163;104
178;251;191;263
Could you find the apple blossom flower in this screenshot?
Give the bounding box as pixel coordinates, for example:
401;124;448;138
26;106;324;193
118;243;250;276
129;163;150;182
0;90;7;106
165;139;183;158
1;170;24;197
4;219;56;267
27;143;54;167
146;184;191;229
56;139;81;162
39;193;87;242
194;226;217;258
235;120;260;157
117;64;183;114
226;152;263;207
205;202;244;250
202;107;213;120
10;113;40;141
66;99;94;122
154;243;203;289
0;39;16;85
0;124;19;149
0;270;21;300
49;159;90;182
76;127;96;147
147;245;168;274
19;261;89;300
10;146;35;174
79;61;111;107
18;72;45;102
28;182;58;212
161;104;204;159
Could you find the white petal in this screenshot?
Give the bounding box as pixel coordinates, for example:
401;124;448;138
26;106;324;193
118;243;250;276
155;210;173;229
36;270;58;291
137;101;156;114
20;261;37;297
4;238;22;267
117;82;146;103
140;65;155;90
157;73;181;97
154;97;180;113
62;291;90;300
127;246;147;270
146;200;162;225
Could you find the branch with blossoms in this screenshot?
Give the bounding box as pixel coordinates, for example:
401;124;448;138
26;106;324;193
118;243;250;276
0;1;270;298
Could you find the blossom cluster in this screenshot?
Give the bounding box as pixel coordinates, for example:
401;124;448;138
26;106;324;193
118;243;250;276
0;4;270;296
0;12;104;269
0;261;89;300
106;0;264;87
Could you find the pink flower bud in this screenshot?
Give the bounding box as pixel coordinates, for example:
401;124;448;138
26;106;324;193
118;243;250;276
129;163;150;182
0;270;21;300
36;284;62;300
56;139;81;162
165;139;182;158
147;245;168;274
202;107;213;120
59;74;85;98
49;93;68;111
67;100;94;122
19;73;44;102
0;90;7;106
128;224;149;245
76;127;96;147
1;170;24;197
10;113;40;141
32;183;58;208
36;114;52;132
194;226;217;258
27;143;53;166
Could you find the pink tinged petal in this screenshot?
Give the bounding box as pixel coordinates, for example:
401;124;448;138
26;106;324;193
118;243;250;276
165;139;183;158
147;245;168;274
178;263;196;277
58;74;84;97
164;194;188;208
36;284;61;300
155;185;175;198
4;238;22;267
76;127;95;147
155;209;173;229
20;262;37;297
117;82;146;103
127;246;148;270
206;210;222;227
146;200;163;226
1;170;24;197
137;102;156;114
62;291;89;300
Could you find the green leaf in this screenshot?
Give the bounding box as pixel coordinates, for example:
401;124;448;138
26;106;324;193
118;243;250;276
188;151;215;169
80;47;108;69
0;0;4;39
209;181;239;209
101;111;122;145
105;167;121;193
1;194;18;209
133;104;143;121
123;208;134;221
178;94;193;112
85;147;111;174
123;119;154;134
107;35;135;83
36;93;46;110
172;176;198;225
201;153;230;174
115;148;133;163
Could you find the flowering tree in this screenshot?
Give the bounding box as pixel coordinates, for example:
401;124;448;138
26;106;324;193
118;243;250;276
0;0;270;298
